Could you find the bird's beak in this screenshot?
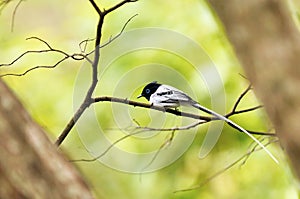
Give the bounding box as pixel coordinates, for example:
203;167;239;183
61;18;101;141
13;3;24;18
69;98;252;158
137;94;143;99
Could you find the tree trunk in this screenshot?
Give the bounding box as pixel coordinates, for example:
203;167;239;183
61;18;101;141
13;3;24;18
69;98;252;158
208;0;300;180
0;79;94;199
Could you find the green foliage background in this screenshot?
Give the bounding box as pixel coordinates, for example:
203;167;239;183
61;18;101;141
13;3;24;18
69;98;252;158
0;0;299;198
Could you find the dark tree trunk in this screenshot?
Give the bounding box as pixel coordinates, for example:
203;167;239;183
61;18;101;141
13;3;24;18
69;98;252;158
0;79;95;199
208;0;300;179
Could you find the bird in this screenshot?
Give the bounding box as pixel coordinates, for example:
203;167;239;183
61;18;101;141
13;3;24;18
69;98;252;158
138;81;278;163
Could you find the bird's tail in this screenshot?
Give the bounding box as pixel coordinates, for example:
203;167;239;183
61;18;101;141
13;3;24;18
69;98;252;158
192;103;278;163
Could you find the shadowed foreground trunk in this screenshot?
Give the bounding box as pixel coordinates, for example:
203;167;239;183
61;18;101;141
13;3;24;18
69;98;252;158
0;79;94;199
208;0;300;180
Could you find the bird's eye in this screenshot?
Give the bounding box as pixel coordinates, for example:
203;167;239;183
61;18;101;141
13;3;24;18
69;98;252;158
145;89;150;94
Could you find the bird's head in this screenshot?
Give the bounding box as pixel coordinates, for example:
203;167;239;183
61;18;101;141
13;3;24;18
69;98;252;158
137;81;161;101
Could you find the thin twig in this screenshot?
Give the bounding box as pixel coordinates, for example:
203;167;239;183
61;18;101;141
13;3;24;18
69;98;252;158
140;130;176;172
222;85;273;136
70;129;145;162
225;84;263;117
0;36;90;77
56;0;138;146
98;14;138;49
229;105;263;116
26;37;56;51
88;0;102;15
70;92;275;163
92;96;276;136
0;57;69;77
93;96;211;120
10;0;23;32
103;0;138;15
231;84;252;113
87;14;138;56
70;84;276;164
239;137;267;166
79;38;95;53
71;121;203;162
135;121;206;132
174;138;279;193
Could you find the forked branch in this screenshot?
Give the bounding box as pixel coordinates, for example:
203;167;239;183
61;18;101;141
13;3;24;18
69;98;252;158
174;138;279;193
55;0;138;146
92;91;276;136
0;37;89;77
71;86;276;163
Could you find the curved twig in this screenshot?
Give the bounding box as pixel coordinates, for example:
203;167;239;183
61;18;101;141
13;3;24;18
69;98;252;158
87;14;138;56
174;138;279;193
92;96;276;136
0;37;91;77
56;0;138;146
10;0;23;32
0;57;68;77
71;129;145;162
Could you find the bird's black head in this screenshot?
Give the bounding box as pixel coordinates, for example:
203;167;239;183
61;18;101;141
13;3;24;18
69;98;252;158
138;81;161;101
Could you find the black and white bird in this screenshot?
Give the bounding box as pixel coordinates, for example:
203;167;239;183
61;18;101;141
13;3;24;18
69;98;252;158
138;81;277;163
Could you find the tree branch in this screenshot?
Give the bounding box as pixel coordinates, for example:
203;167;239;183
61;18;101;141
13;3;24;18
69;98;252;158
0;11;136;77
231;84;252;113
71;93;275;163
93;96;211;120
92;95;276;137
140;130;176;173
88;0;102;15
103;0;138;15
70;83;276;163
0;37;88;77
174;138;279;193
55;0;138;146
10;0;23;32
87;14;138;55
71;89;276;162
0;79;94;199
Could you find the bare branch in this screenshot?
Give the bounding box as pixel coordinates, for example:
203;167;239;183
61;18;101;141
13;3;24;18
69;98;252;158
71;129;145;162
92;96;276;136
0;57;69;77
69;82;277;165
0;50;53;68
81;14;138;57
88;0;102;15
140;130;176;172
87;14;138;56
226;84;263;117
221;85;274;136
239;137;268;166
103;0;138;15
0;37;89;77
0;37;64;68
71;121;205;163
231;84;252;113
1;0;138;145
174;138;279;193
70;90;276;162
228;105;263;116
26;37;57;51
79;38;95;53
135;121;206;132
56;0;137;146
93;96;211;120
10;0;23;32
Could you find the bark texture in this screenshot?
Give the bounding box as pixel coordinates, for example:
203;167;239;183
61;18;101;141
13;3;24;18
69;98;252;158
208;0;300;179
0;79;94;199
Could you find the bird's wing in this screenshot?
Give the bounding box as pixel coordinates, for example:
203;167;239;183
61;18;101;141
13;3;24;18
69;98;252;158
153;85;193;105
